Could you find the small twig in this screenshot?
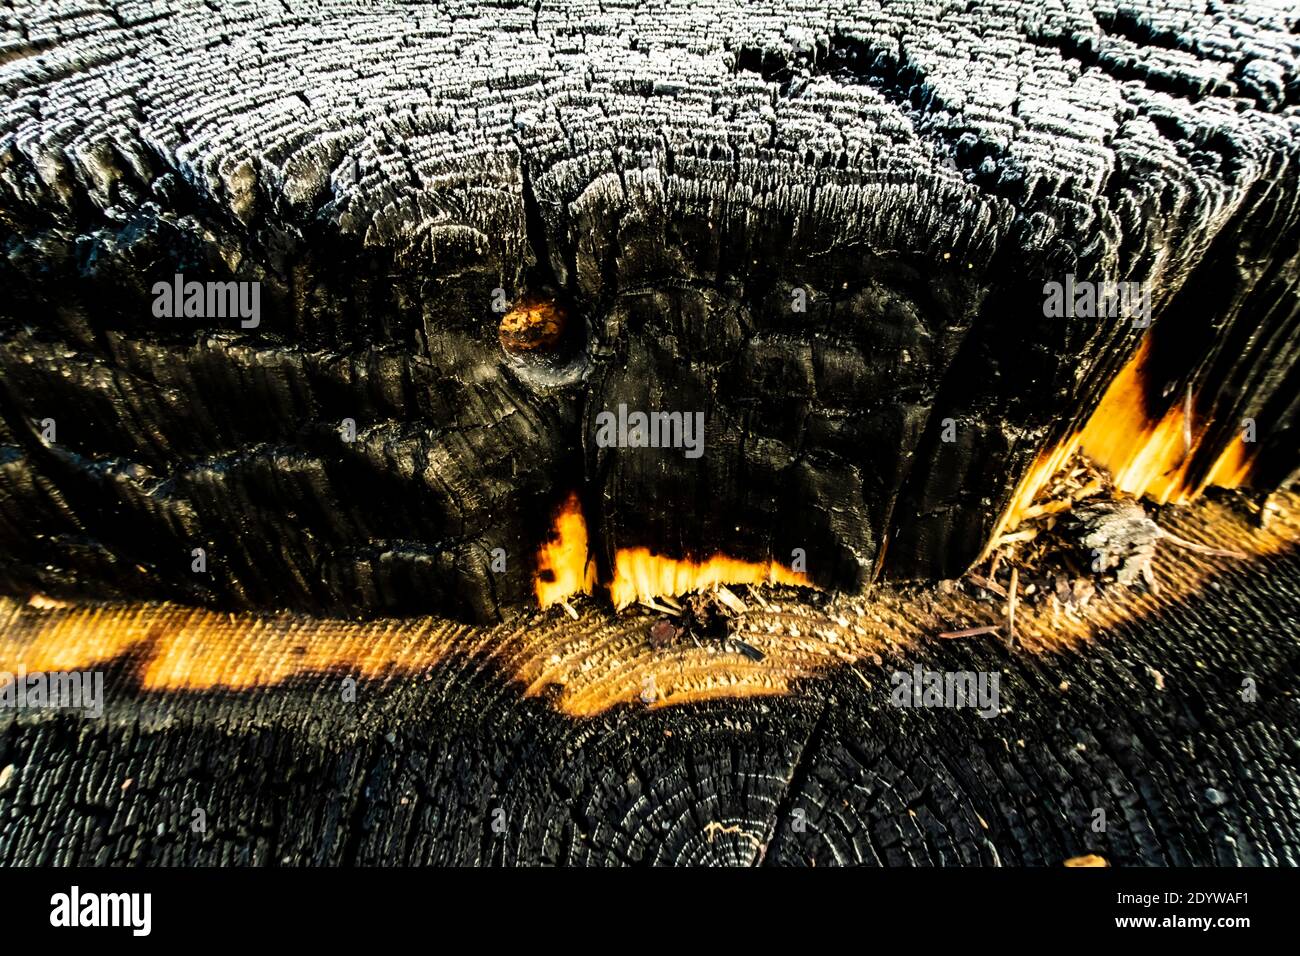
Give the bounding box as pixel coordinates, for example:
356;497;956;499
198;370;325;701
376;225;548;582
1160;531;1247;560
1016;478;1105;522
995;528;1038;548
967;573;1007;598
559;599;579;621
1006;566;1019;650
988;549;1004;579
939;624;1001;640
714;584;748;615
1182;383;1194;460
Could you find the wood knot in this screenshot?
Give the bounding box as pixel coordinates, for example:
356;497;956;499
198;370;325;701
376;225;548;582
499;296;567;354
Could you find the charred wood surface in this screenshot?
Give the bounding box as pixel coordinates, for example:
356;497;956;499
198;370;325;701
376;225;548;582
1;1;1299;622
2;537;1299;866
1;495;1298;866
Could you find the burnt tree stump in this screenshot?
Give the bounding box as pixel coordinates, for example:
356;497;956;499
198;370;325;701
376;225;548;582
0;1;1298;867
1;0;1298;620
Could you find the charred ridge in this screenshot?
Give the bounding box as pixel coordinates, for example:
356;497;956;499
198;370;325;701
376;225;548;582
0;0;1297;621
736;30;1025;202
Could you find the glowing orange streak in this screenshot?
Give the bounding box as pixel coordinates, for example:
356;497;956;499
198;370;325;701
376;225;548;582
988;336;1256;547
608;549;811;609
2;493;1295;715
0;600;460;692
534;491;597;608
1077;337;1254;503
532;494;812;608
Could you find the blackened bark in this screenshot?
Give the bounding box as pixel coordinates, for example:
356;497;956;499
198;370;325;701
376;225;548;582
0;1;1297;620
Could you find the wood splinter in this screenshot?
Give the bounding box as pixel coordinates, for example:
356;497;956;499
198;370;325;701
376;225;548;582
1006;567;1019;650
938;624;1002;640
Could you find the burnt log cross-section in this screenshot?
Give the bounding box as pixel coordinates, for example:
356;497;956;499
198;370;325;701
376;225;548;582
2;498;1300;866
0;0;1299;869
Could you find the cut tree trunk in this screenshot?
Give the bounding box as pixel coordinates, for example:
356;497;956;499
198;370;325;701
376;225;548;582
1;0;1298;621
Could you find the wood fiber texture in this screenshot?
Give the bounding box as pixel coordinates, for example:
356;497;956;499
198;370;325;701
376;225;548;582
1;494;1298;866
1;1;1298;620
1;538;1299;866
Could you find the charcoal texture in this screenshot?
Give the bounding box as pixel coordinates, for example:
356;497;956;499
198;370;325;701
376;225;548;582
0;1;1298;619
2;543;1298;866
